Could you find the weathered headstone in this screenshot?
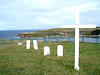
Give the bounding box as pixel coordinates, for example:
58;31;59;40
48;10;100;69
18;42;22;45
44;46;50;56
26;40;30;49
57;45;63;56
33;40;38;50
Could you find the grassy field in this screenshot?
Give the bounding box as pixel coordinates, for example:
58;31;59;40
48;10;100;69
0;41;100;75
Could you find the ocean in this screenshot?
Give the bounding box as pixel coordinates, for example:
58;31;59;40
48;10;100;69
0;30;39;40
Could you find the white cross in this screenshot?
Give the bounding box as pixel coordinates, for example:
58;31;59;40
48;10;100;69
61;8;97;71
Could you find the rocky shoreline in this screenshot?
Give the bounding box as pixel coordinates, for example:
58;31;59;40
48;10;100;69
17;28;100;38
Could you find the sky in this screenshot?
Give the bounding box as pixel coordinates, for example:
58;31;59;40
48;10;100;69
0;0;100;30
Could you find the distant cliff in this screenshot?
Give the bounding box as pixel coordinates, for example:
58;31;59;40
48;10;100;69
18;28;100;38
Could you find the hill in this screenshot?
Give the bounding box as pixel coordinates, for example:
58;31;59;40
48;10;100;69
18;28;100;38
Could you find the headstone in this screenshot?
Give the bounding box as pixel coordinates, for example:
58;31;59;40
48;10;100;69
26;40;30;49
33;40;38;50
18;42;22;45
57;45;63;56
44;46;50;56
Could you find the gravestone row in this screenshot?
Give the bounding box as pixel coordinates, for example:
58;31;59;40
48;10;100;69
26;40;63;56
26;40;38;50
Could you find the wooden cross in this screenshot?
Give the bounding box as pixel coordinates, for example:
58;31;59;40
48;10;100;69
61;8;97;71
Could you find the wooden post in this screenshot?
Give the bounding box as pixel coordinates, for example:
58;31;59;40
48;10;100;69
96;38;98;45
11;40;12;44
74;27;80;70
32;39;34;44
20;39;22;43
68;37;70;43
82;37;84;43
56;36;59;43
44;37;46;43
2;40;4;45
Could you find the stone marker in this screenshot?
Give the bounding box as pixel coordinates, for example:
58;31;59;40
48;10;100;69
26;40;30;49
18;42;22;45
33;40;38;50
57;45;63;56
44;46;50;56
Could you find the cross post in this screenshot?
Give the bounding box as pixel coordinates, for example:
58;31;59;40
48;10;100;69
61;9;97;71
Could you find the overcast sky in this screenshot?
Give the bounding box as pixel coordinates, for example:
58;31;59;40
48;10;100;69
0;0;100;30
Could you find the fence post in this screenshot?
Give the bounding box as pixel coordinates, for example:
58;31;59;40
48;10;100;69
11;40;12;44
96;38;98;45
2;40;4;44
32;39;34;44
56;36;59;43
44;37;46;43
68;37;70;43
20;39;22;42
82;37;84;43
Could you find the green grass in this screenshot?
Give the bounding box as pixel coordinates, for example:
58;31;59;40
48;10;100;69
0;42;100;75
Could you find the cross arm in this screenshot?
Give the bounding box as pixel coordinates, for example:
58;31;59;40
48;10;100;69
61;24;97;28
78;24;97;28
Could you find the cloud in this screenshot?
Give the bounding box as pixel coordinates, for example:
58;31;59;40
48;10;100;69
0;0;100;30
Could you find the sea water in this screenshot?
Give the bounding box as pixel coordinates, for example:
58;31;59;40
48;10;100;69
0;30;38;40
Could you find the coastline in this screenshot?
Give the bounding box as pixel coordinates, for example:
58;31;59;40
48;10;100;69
18;28;100;38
